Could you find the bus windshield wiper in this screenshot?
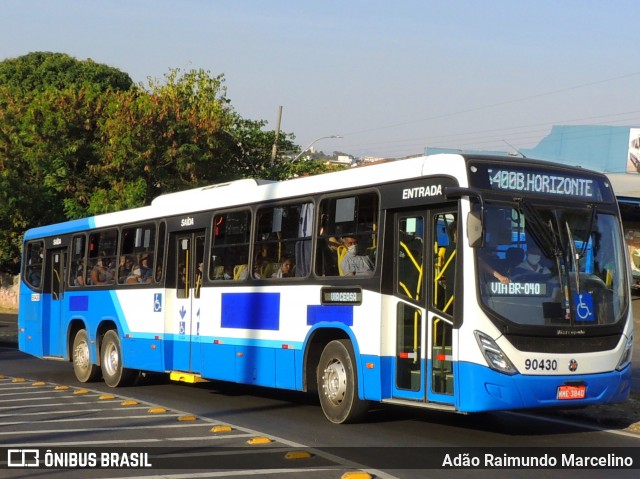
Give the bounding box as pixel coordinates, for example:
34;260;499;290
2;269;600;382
565;220;581;293
517;199;558;257
578;205;596;259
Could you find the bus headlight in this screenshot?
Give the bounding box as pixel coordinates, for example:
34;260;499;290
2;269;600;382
616;334;633;371
474;331;518;376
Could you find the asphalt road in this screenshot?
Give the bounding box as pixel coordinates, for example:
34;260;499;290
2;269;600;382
2;347;640;479
4;299;640;393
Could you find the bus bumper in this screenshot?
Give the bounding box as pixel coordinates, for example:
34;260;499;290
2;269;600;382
456;361;632;413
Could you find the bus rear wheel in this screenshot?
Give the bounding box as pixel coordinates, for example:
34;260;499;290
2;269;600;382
72;329;101;383
317;339;370;424
100;330;139;387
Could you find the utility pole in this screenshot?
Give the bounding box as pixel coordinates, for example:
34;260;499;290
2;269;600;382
270;106;283;165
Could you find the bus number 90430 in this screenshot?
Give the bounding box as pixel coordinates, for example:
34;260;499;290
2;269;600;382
524;358;558;371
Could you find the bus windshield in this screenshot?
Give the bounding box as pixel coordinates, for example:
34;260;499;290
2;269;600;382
477;201;627;328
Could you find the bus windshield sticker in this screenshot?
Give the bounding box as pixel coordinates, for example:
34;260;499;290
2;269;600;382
574;292;595;321
488;282;548;296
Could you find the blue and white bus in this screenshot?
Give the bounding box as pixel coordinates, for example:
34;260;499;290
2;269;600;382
18;154;633;423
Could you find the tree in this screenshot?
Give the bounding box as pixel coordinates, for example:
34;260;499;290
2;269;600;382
0;52;134;271
0;52;133;93
0;52;337;273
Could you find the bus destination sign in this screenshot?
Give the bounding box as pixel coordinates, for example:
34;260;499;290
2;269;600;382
487;169;594;198
468;161;613;202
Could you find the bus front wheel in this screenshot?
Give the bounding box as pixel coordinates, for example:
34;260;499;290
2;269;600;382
72;329;101;383
317;339;370;424
100;330;139;387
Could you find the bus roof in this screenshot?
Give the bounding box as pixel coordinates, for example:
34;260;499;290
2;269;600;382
24;153;609;240
25;154;468;239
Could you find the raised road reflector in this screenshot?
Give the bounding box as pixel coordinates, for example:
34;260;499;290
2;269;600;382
247;437;272;445
284;451;312;460
211;425;233;433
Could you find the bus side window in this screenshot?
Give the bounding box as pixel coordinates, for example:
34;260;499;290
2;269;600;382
24;240;44;289
87;229;118;286
119;223;156;285
433;213;457;314
69;235;87;287
155;222;166;282
315;193;378;277
397;217;424;301
210;211;251;281
255;202;313;279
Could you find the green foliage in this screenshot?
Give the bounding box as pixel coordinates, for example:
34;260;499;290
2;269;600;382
0;52;336;273
0;52;133;93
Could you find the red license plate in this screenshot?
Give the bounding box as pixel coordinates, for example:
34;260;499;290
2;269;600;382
557;385;586;400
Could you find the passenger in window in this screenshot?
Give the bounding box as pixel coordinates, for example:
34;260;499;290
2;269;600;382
340;236;373;276
139;254;154;282
126;266;143;284
195;262;204;286
118;256;133;283
91;257;108;285
177;264;187;287
478;248;510;284
273;256;294;278
73;260;85;286
318;215;341;276
106;258;117;284
515;243;551;275
155;265;164;282
239;256;266;280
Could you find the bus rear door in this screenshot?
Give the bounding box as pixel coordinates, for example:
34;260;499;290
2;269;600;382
167;231;205;373
43;248;66;357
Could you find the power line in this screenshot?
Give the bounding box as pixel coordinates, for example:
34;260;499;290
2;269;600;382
341;71;640;138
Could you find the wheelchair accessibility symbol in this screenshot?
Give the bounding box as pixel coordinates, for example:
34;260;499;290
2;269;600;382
154;293;162;312
574;293;594;322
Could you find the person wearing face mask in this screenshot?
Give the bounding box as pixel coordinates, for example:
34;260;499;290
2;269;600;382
340;236;374;276
517;243;550;274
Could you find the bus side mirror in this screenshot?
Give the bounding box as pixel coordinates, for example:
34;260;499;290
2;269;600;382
444;186;485;248
467;210;484;248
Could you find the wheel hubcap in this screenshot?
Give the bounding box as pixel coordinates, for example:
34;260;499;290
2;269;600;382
322;359;347;406
104;343;119;377
74;341;89;370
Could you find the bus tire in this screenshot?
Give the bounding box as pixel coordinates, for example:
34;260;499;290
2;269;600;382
100;330;139;387
317;339;370;424
72;329;101;383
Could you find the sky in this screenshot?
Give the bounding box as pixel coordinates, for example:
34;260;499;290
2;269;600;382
2;0;640;158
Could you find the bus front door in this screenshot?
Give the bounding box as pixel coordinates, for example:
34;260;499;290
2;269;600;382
392;213;427;400
169;231;205;373
392;210;457;406
43;249;66;357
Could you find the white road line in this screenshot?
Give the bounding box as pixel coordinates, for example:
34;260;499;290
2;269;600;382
0;423;215;436
0;402;147;411
0;407;149;417
0;394;103;403
5;434;255;447
0;414;190;426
